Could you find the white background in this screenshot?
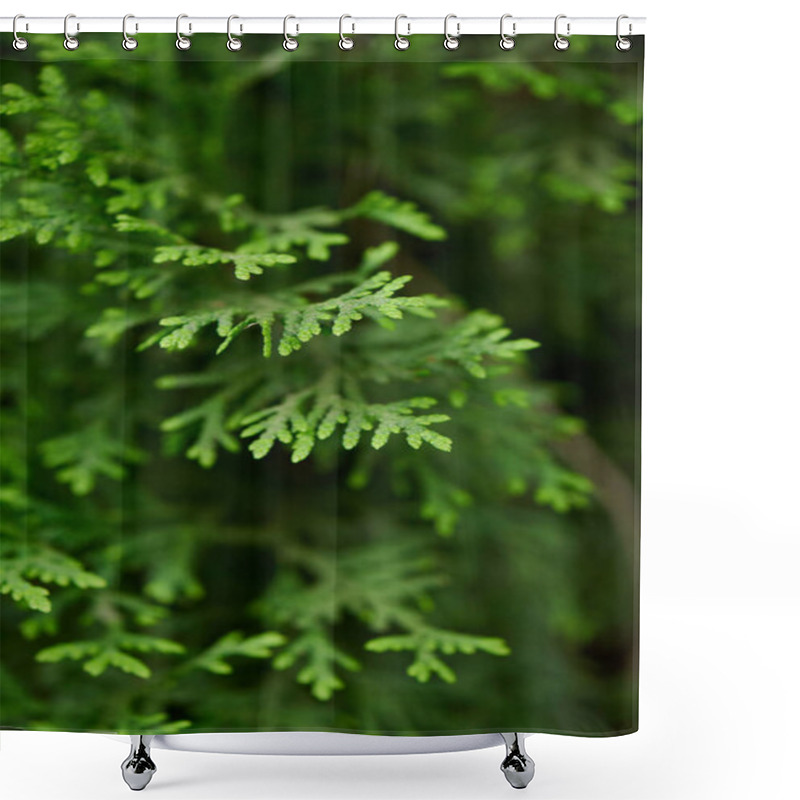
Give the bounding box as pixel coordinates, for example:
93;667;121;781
2;1;798;798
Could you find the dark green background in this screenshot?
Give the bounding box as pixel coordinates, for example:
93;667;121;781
0;34;642;735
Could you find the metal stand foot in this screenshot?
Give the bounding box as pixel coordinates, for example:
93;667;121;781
121;735;157;791
500;733;535;789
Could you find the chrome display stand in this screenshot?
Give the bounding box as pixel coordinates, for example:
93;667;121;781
118;731;534;791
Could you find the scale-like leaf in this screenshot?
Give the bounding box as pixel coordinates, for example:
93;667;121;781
365;627;510;684
190;631;288;675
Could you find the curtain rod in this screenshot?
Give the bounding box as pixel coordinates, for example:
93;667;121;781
1;16;646;37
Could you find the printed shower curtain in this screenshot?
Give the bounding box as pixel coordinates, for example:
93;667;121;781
0;30;642;738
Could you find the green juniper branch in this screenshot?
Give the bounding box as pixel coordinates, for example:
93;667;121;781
0;52;632;725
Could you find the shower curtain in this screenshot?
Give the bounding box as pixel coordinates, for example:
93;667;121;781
0;30;643;738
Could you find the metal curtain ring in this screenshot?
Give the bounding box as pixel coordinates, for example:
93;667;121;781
394;15;410;50
176;13;192;50
616;14;632;51
554;14;570;50
283;15;299;51
444;14;460;50
499;14;515;50
63;13;79;50
227;15;242;51
339;14;355;50
12;14;29;51
122;14;138;50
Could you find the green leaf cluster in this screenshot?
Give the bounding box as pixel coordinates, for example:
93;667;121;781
0;44;638;733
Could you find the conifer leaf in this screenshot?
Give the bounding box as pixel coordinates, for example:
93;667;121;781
35;640;108;665
358;241;401;274
85;307;156;346
112;632;187;655
1;572;52;613
260;313;274;357
190;631;287;675
0;128;17;165
1;83;42;116
366;397;452;452
146;309;274;356
534;467;594;512
351;308;539;384
139;529;205;605
241;393;452;462
84;650;150;679
365;628;510;684
110;592;171;627
153;244;296;280
330;540;448;631
417;466;474;536
36;633;185;679
349;191;447;240
160;394;242;468
236;206;349;260
15;546;106;590
85;157;108;187
145;262;447;361
113;214;182;240
0;545;106;613
276;271;448;356
0;216;30;242
39;424;146;495
272;628;361;701
254;538;447;635
422;310;540;376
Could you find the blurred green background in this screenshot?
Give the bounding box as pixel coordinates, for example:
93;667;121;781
0;33;642;735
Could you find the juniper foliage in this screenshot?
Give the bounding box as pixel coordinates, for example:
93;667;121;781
0;36;639;734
